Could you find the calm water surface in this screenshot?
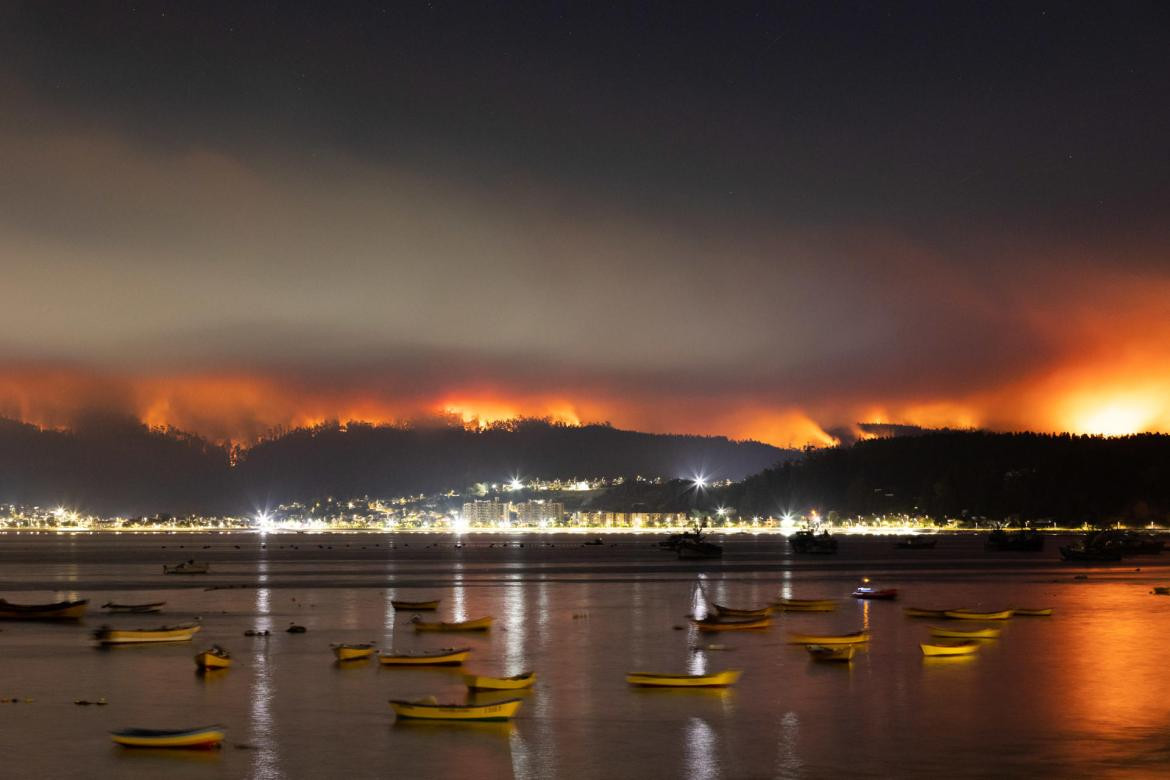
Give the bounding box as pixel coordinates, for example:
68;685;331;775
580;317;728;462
1;533;1169;779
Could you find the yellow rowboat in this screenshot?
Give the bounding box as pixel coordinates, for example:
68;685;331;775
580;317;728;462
390;697;523;721
929;626;1001;639
1012;607;1054;616
392;599;440;610
944;609;1013;621
378;647;471;666
194;645;231;669
110;725;225;749
806;644;856;662
0;598;88;621
787;631;869;645
903;607;960;619
464;671;536;691
332;643;376;661
921;641;981;657
692;616;770;632
772;598;838;612
414;616;492;632
711;603;772;618
626;669;742;687
95;622;201;645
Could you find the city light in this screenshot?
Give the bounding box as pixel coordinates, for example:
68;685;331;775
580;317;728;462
692;474;708;490
507;477;524;491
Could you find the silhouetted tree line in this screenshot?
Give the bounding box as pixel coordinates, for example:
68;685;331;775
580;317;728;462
0;416;786;515
723;431;1170;524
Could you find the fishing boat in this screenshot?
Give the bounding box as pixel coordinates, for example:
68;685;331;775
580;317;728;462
711;603;772;618
788;530;838;554
193;645;231;669
805;644;856;662
1012;607;1054;616
413;616;492;632
463;671;536;690
332;643;376;661
772;598;838;612
163;560;209;575
94;622;201;645
852;586;898;600
691;616;770;632
102;601;165;614
895;537;937;550
676;538;723;559
943;609;1013;621
0;598;88;621
626;669;742;687
921;641;981;657
378;647;471;666
110;725;226;749
389;697;523;721
391;599;440;611
903;607;957;618
929;625;1001;639
787;631;869;645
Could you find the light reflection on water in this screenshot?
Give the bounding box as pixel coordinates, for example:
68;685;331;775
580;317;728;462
684;717;719;780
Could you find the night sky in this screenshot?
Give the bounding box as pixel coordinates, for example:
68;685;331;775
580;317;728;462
1;2;1169;446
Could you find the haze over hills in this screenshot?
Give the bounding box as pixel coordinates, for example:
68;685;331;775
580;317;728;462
0;416;792;516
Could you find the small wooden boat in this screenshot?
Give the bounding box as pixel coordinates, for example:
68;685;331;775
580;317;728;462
805;644;856;662
378;647;471;666
413;616;492;632
163;561;209;575
102;601;165;614
929;625;1001;639
626;669;742;687
903;607;958;619
332;643;376;661
943;609;1013;621
691;616;770;632
94;622;201;645
1012;607;1054;616
711;603;772;618
772;598;838;612
392;599;440;611
0;598;88;621
389;697;523;721
787;631;869;645
852;586;898;600
110;725;225;749
921;641;981;657
194;645;232;669
464;671;536;690
1153;587;1170;596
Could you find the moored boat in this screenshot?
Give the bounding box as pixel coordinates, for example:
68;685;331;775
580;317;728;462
378;647;471;666
787;631;869;645
94;622;201;645
711;603;771;618
676;538;723;559
691;615;770;632
929;625;1001;639
0;598;88;621
805;644;856;662
626;669;742;687
903;607;957;619
1153;587;1170;596
110;725;225;749
389;697;522;721
413;616;492;632
943;609;1013;621
194;645;232;669
921;641;981;657
391;599;440;611
332;643;376;661
772;598;838;612
852;586;898;600
1012;607;1054;616
102;601;165;614
789;530;838;554
985;529;1044;552
464;671;536;690
1059;544;1122;563
163;560;209;575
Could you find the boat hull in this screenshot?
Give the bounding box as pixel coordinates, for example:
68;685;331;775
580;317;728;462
96;624;201;645
333;644;376;661
464;672;536;690
194;651;232;669
773;598;838;612
943;610;1013;621
711;603;772;618
693;617;770;632
626;670;742;687
787;631;869;645
379;649;470;666
414;616;492;632
0;599;88;621
392;600;440;610
929;626;1001;639
111;726;225;749
1011;607;1054;617
903;607;957;618
921;641;981;657
390;698;523;721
